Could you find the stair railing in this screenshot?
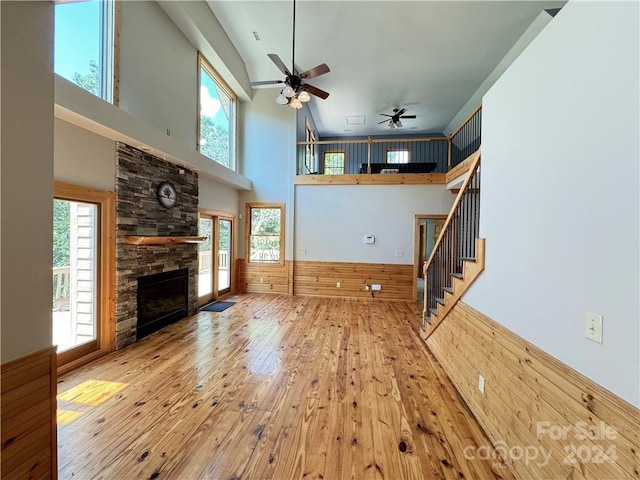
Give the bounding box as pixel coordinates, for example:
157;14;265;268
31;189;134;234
423;149;481;326
449;105;482;169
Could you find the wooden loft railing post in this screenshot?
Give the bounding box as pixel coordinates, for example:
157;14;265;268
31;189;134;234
447;137;452;170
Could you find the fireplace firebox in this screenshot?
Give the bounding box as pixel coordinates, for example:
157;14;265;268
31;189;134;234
137;268;188;340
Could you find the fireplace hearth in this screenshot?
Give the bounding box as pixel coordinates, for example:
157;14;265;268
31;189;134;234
137;268;189;340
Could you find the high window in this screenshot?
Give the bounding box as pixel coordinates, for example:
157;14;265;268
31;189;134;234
54;0;117;103
199;54;236;170
323;151;346;175
387;149;410;163
246;204;284;265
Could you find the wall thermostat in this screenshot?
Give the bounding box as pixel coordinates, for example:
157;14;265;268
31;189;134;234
364;235;376;244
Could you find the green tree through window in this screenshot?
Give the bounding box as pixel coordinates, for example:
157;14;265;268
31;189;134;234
199;55;236;170
248;206;283;264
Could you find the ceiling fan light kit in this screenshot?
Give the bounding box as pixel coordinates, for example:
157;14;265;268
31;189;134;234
250;0;331;109
298;90;311;102
379;108;416;129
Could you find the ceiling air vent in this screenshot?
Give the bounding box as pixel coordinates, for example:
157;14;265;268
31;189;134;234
345;116;366;126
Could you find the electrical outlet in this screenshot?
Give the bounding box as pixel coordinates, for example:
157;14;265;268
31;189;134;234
585;312;603;344
259;277;264;284
395;251;404;257
336;282;341;288
372;284;381;291
478;375;485;394
296;248;306;255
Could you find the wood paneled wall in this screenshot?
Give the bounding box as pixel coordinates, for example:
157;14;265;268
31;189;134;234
237;260;414;300
427;302;639;480
1;347;57;480
294;261;413;300
236;259;292;295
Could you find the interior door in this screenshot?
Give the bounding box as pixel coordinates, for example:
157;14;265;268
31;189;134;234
414;215;447;303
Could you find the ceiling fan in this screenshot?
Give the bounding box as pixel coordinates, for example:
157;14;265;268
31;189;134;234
250;0;330;109
378;108;416;128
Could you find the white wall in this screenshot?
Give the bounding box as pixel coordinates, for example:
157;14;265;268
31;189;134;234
238;89;296;259
198;176;239;215
54;119;116;191
119;1;197;149
1;2;54;362
295;185;454;264
464;1;640;406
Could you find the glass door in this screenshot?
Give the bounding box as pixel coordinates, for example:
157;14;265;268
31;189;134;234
198;214;234;305
53;198;99;361
217;218;232;296
198;216;215;305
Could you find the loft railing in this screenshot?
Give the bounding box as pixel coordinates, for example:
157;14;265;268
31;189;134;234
296;105;482;176
424;150;481;322
296;136;449;175
449;105;482;169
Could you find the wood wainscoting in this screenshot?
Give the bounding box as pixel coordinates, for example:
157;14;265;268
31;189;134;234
426;302;640;480
294;261;413;300
236;259;292;295
1;347;57;480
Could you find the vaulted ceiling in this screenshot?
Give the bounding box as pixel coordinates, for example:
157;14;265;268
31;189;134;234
208;1;565;137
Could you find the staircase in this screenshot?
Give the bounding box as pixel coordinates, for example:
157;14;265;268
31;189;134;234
422;149;484;340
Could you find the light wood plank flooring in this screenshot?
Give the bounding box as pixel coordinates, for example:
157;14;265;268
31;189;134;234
57;294;514;480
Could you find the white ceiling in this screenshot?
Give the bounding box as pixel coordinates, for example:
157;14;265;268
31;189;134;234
208;1;565;137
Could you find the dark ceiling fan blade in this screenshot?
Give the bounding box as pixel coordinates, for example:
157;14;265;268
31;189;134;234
300;63;330;80
304;84;330;100
251;80;285;87
378;119;392;124
379;113;393;117
395;108;406;116
268;54;292;77
399;115;416;119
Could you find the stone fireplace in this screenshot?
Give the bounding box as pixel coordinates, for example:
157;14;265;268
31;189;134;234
115;143;199;349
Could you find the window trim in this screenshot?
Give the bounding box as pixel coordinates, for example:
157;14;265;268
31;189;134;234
245;203;285;266
322;150;346;175
386;148;411;164
197;52;237;171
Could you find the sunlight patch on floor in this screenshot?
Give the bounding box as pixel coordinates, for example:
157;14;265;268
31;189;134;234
57;379;129;406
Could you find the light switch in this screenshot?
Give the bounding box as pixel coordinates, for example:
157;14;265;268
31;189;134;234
585;312;603;344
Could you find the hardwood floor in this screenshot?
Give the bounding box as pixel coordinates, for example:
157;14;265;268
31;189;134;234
57;294;514;480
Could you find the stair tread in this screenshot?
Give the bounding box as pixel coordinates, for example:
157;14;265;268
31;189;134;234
451;272;464;279
435;297;445;305
443;287;454;294
461;256;476;262
429;308;438;316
